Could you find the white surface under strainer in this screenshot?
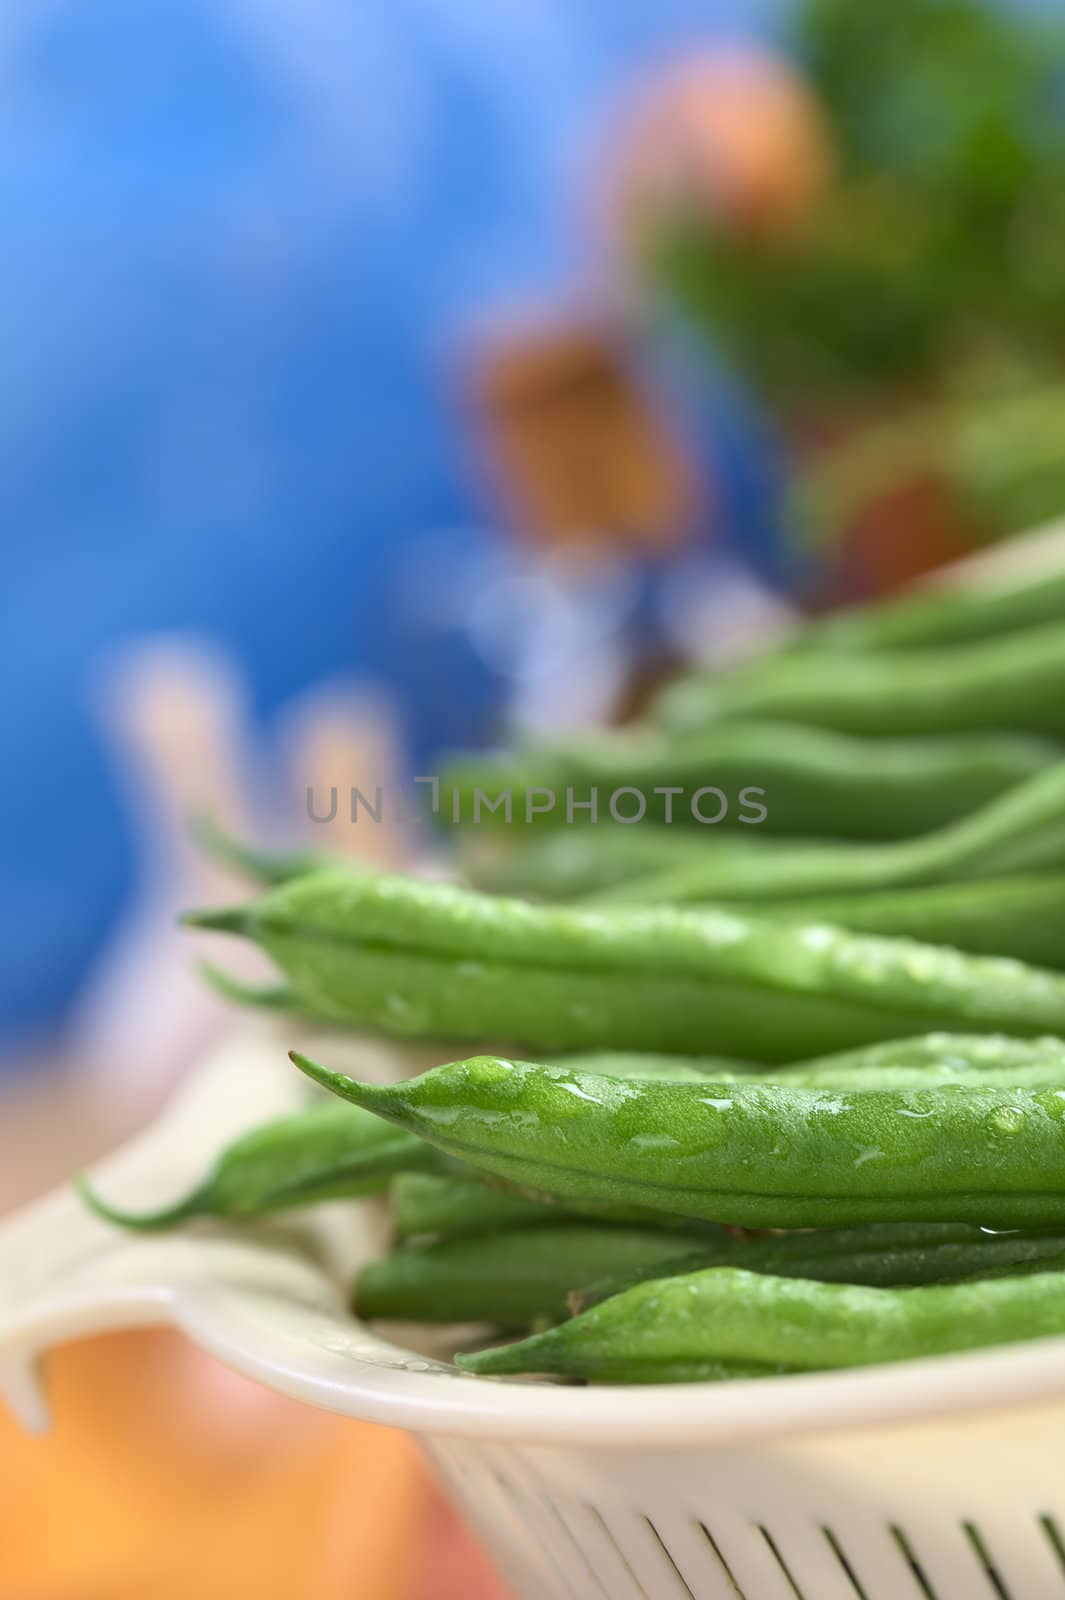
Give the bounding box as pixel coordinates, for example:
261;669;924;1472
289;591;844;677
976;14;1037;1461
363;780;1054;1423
4;1028;1065;1600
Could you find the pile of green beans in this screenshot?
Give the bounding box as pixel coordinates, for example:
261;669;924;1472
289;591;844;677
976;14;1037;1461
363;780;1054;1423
354;1219;1065;1330
445;722;1059;843
79;549;1065;1386
496;760;1065;907
793;557;1065;654
80;1028;1065;1382
658;617;1065;738
186;870;1065;1060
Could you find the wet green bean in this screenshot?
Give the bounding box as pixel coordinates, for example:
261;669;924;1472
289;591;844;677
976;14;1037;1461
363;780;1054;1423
294;1053;1065;1229
76;1101;443;1229
457;1262;1065;1381
574;1221;1065;1311
188;872;1065;1060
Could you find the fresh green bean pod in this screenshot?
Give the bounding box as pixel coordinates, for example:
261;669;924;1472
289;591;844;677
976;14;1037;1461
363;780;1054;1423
391;1172;580;1239
564;1036;1065;1092
390;1049;1065;1235
727;876;1065;971
354;1223;703;1327
574;1221;1065;1311
802;560;1065;654
295;1053;1065;1229
586;763;1065;906
457;1262;1065;1381
564;1037;1065;1093
659;618;1065;738
191;815;336;885
622;875;1065;970
773;1050;1065;1092
197;963;313;1014
471;828;771;900
189;872;1065;1060
445;722;1058;843
556;1050;751;1080
76;1102;444;1229
774;1031;1065;1077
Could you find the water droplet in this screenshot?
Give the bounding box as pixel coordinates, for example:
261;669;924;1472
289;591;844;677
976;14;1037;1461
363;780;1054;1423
629;1133;681;1152
989;1106;1025;1136
559;1081;602;1105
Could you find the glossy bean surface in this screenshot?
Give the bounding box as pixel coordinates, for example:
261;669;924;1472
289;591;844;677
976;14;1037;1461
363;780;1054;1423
659;619;1065;738
354;1223;701;1327
575;1220;1065;1310
77;1101;442;1229
294;1054;1065;1229
447;722;1058;843
457;1262;1065;1380
587;763;1065;905
188;872;1065;1060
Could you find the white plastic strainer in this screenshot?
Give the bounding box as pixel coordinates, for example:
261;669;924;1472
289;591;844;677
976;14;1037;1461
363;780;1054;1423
5;1029;1065;1600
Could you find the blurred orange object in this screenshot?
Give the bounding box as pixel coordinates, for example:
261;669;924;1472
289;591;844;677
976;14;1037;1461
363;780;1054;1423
473;320;693;555
610;48;832;246
0;1329;509;1600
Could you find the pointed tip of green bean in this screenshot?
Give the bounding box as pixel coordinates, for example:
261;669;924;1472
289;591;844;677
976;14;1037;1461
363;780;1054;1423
288;1051;386;1112
74;1172;202;1231
198;961;295;1010
181;905;252;934
188;815;265;884
455;1337;553;1376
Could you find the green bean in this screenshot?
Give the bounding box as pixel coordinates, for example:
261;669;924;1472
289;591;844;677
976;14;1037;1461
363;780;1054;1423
564;1036;1065;1092
787;1062;1065;1090
586;763;1065;905
456;1262;1065;1381
446;722;1057;843
191;815;335;886
197;962;311;1014
574;1221;1065;1311
803;560;1065;654
76;1102;443;1229
567;1036;1065;1092
471;828;772;900
391;1172;580;1239
659;618;1065;737
294;1053;1065;1229
189;872;1065;1060
556;1050;752;1080
702;876;1065;971
586;1359;790;1383
354;1223;703;1327
775;1031;1065;1076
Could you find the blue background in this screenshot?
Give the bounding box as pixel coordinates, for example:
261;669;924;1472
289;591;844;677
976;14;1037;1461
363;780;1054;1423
0;0;784;1049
